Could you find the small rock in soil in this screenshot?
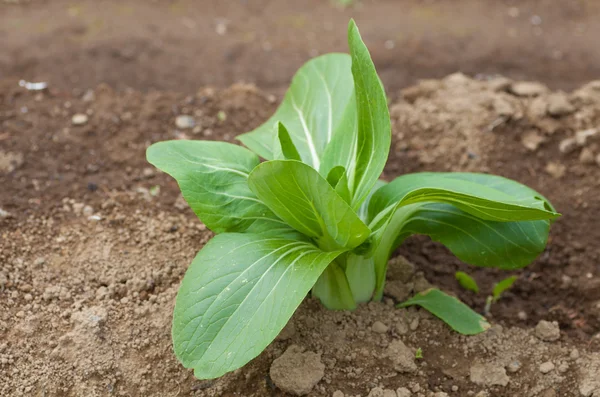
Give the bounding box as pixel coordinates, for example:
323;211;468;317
396;387;411;397
559;137;579;154
175;115;195;129
386;339;417;373
521;130;545;151
576;128;598;145
507;360;522;373
540;389;557;397
332;391;344;397
509;81;548;97
547;93;575;117
580;148;596;164
384;280;412;301
386;256;415;283
395;317;409;335
545;162;566;179
470;362;509;387
372;321;389;334
412;272;432;293
433;393;449;397
0;151;24;173
535;320;561;341
368;387;397;397
0;208;12;218
579;353;600;397
269;345;325;396
71;113;88;125
539;361;555;374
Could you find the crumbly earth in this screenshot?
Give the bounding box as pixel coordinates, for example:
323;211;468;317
2;70;600;395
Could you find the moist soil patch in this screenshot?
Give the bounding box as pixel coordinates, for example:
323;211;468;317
1;75;600;396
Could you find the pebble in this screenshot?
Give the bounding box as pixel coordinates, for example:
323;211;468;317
372;321;389;334
544;162;566;179
396;387;411;397
0;208;11;218
270;345;325;396
82;205;94;217
332;391;345;397
517;311;528;321
470;362;509;386
521;130;545;151
570;349;580;360
580;148;596;164
546;93;575;117
509;81;548;97
558;362;569;373
539;361;555;374
175;115;195;129
71;114;89;125
506;360;522;373
559;137;579;154
575;128;598;145
386;340;417;373
368;387;397;397
535;320;561;341
409;317;420;331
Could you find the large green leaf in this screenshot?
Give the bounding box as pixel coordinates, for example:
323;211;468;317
398;288;490;335
238;54;355;170
248;160;370;251
368;173;558;300
369;173;558;225
345;20;391;210
146;140;285;233
173;233;341;379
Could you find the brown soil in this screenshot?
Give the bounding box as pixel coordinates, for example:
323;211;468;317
2;1;600;396
3;0;600;94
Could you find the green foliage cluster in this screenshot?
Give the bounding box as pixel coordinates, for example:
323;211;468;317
147;20;558;379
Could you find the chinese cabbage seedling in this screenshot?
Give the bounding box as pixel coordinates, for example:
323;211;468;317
146;20;558;379
455;271;480;293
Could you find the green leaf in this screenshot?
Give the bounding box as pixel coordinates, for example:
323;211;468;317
398;288;490;335
492;275;518;301
326;166;352;204
238;54;355;170
357;179;387;223
248;160;370;251
345;20;391;209
146;140;284;233
277;122;302;161
368;172;558;300
455;271;480;293
369;173;558;224
312;260;357;310
173;233;341;379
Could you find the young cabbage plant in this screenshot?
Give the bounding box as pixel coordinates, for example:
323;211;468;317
146;20;558;379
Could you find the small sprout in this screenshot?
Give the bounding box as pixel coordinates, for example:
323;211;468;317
455;271;479;293
217;110;227;122
415;347;423;359
149;185;160;197
485;276;518;316
492;275;518;302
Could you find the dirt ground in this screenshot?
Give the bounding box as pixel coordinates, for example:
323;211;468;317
2;1;600;396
